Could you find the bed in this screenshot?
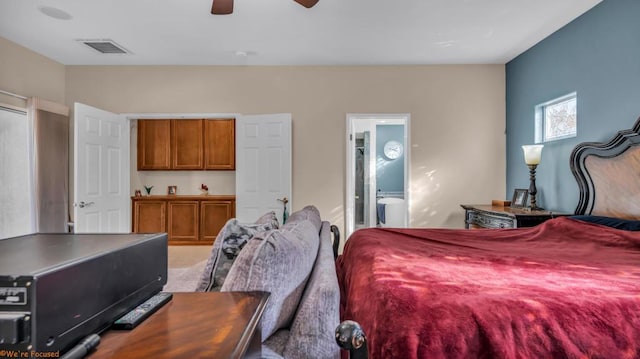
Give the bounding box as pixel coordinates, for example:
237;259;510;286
335;118;640;359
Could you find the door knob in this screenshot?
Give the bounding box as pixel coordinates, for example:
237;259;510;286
77;201;95;208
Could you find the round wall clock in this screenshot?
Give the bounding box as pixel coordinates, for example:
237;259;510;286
383;140;403;160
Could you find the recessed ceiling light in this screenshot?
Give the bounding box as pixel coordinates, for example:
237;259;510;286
38;6;73;20
434;40;457;48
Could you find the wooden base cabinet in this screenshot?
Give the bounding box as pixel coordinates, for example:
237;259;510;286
133;201;166;233
132;196;235;245
201;201;235;243
168;201;200;243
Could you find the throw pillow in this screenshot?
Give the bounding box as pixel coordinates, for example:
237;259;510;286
255;210;280;229
222;220;265;259
285;205;322;232
221;219;320;340
196;212;279;292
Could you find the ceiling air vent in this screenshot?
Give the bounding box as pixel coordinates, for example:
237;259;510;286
77;39;130;54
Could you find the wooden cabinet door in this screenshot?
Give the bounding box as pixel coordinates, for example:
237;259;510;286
200;200;235;243
138;120;171;170
204;119;235;170
168;201;199;243
133;200;166;233
172;119;204;170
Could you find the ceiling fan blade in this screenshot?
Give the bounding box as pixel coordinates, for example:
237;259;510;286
294;0;319;8
211;0;234;15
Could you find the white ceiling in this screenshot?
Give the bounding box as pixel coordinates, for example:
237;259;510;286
0;0;601;66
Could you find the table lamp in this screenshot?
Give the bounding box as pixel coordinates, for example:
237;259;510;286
522;144;544;210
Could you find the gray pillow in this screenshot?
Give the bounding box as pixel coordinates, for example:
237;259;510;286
195;212;279;292
255;210;280;228
285;205;322;232
221;218;320;341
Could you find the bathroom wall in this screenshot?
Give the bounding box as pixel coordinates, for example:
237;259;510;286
376;124;404;196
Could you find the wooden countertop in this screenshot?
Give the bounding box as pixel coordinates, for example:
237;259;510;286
132;195;236;200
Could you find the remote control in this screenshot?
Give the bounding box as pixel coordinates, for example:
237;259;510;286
112;292;173;330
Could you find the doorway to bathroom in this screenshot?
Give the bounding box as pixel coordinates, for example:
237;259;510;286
345;114;410;238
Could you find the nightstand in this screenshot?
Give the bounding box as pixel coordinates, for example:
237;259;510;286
460;204;568;229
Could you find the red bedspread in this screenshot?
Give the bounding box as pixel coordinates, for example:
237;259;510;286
336;217;640;359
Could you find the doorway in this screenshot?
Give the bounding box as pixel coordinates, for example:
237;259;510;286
345;114;410;238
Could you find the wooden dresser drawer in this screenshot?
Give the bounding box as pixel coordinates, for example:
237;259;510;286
461;204;567;229
466;210;515;229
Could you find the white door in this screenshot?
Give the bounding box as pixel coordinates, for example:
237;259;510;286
73;103;130;233
236;114;292;224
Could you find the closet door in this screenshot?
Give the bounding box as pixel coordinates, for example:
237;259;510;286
75;103;130;233
235;114;291;224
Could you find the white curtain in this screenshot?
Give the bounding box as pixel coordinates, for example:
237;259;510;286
0;105;35;238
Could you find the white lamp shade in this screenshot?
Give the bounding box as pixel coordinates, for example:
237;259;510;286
522;144;544;165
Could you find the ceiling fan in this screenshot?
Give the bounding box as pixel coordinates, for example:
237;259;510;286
211;0;319;15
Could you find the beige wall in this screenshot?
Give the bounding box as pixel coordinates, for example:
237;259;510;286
0;36;506;235
65;65;506;232
0;37;65;106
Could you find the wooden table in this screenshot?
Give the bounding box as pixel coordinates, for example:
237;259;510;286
88;292;269;359
460;204;568;229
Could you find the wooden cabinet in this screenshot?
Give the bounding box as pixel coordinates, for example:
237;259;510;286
137;119;234;171
168;201;200;243
132;195;235;245
172;120;204;169
204;119;235;170
460;204;567;229
133;201;166;233
137;120;171;170
201;200;235;242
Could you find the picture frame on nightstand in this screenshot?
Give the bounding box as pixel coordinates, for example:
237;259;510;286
511;189;529;208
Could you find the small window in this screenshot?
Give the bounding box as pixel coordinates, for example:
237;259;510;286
535;92;577;143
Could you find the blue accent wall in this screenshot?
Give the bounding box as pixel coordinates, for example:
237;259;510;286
506;0;640;214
